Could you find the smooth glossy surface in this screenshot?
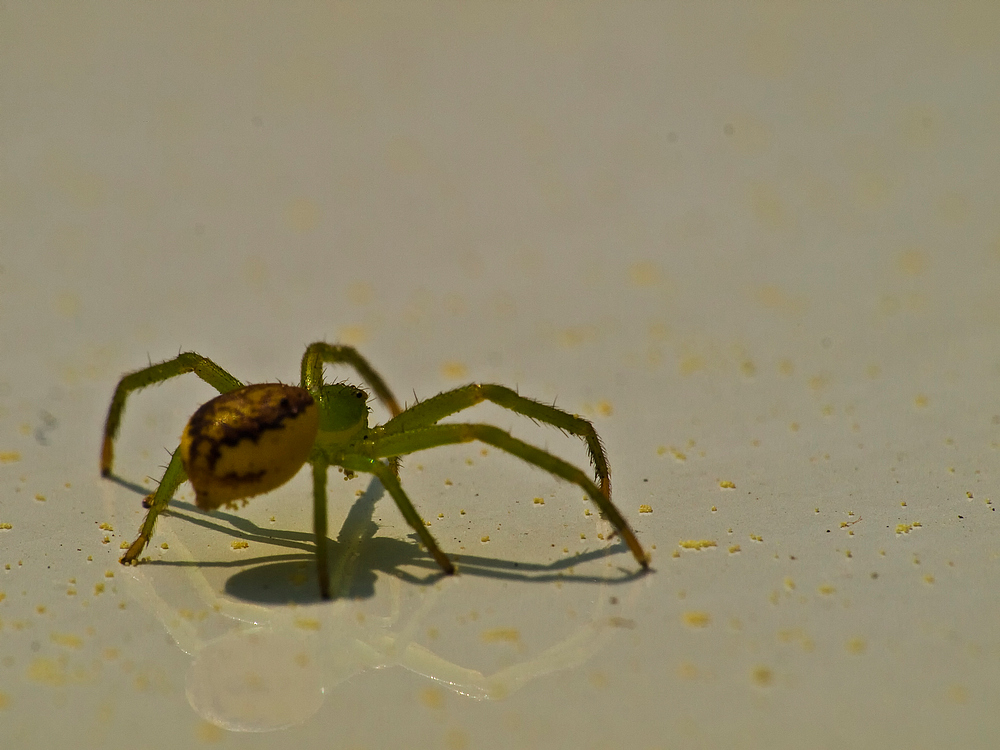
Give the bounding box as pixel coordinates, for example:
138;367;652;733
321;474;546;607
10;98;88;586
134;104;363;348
2;3;999;748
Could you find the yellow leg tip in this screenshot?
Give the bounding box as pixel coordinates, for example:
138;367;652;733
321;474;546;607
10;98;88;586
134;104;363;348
100;438;114;476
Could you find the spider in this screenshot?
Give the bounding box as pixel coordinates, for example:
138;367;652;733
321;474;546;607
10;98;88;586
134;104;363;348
101;343;649;598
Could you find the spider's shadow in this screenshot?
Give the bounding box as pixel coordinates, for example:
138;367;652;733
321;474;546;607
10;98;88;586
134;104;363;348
108;473;650;605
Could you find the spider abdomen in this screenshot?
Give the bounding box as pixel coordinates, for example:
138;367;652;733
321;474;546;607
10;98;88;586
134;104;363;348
180;383;319;510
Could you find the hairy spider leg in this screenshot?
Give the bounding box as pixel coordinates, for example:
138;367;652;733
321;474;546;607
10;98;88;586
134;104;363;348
103;353;244;564
300;342;402;417
379;383;612;498
370;423;649;569
300;342;405;476
120;449;187;564
338;455;456;577
102;352;244;476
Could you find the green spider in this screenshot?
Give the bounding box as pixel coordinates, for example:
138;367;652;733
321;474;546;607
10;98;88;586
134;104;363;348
101;343;649;598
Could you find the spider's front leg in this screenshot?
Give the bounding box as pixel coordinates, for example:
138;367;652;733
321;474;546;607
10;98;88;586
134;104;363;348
120;448;188;564
300;342;402;417
102;352;243;476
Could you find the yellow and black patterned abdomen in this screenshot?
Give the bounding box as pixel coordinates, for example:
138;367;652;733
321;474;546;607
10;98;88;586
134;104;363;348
180;383;319;510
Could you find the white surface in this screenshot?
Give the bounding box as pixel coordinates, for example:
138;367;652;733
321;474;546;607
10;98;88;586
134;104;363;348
2;3;1000;748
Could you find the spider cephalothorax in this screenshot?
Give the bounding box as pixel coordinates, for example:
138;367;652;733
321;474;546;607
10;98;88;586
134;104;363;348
101;343;649;598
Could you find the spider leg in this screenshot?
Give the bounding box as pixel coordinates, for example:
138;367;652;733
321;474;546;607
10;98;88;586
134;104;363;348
120;447;188;564
300;342;402;417
101;352;243;476
369;423;648;569
338;455;455;575
311;458;332;599
379;384;612;498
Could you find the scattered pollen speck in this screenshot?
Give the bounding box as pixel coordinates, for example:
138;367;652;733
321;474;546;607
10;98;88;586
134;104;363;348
728;545;741;554
441;361;468;380
896;522;922;535
98;523;113;532
719;480;736;489
0;452;20;463
533;497;544;505
596;400;613;417
480;535;490;543
677;662;699;680
294;617;321;631
682;611;711;628
50;632;84;649
481;628;520;643
196;720;225;743
679;539;717;550
846;637;867;654
629;260;663;287
639;504;653;513
818;584;836;595
751;666;774;687
419;686;444;710
914;394;929;408
924;574;935;584
231;540;249;550
160;543;169;550
34;494;46;502
0;523;11;530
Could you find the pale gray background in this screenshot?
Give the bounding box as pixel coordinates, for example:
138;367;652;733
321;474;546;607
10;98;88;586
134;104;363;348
2;3;999;748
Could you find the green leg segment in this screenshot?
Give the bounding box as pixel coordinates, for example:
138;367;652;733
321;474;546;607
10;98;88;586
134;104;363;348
300;342;402;417
339;455;455;575
371;423;649;569
311;459;332;599
102;352;243;476
120;448;189;564
379;384;612;498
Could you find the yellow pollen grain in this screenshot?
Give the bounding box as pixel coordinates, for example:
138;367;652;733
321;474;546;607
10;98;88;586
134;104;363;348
751;666;774;687
682;611;711;628
441;361;468;380
679;539;716;550
481;628;520;644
